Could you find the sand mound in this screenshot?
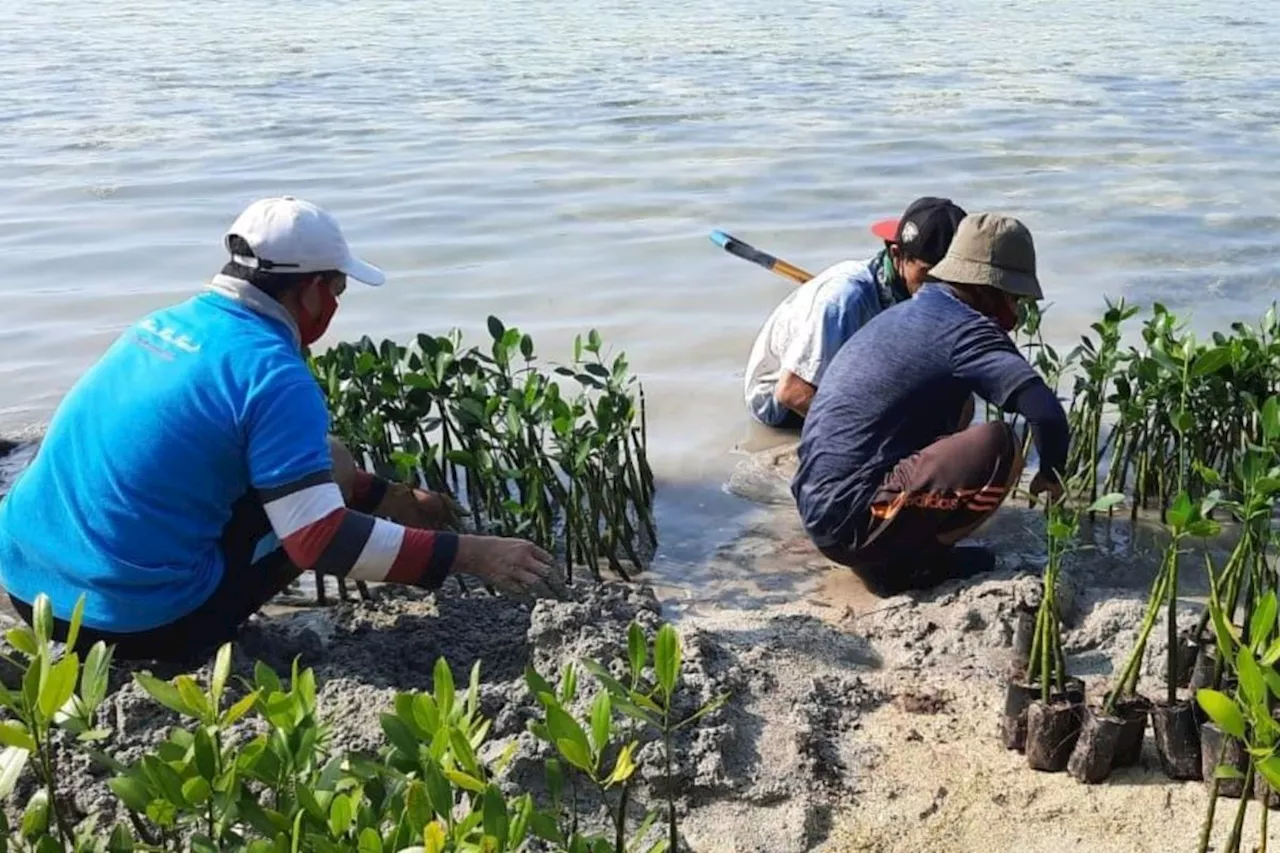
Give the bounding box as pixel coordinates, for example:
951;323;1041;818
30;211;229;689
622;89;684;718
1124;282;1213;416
0;580;894;852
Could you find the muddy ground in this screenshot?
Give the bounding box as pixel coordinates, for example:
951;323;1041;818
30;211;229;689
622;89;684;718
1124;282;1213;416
0;435;1268;851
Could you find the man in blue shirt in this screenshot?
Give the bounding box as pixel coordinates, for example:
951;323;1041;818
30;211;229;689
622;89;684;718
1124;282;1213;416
0;197;553;661
791;213;1068;595
743;197;967;427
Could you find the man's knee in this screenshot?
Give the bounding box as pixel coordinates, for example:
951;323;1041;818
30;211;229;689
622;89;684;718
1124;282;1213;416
328;436;357;505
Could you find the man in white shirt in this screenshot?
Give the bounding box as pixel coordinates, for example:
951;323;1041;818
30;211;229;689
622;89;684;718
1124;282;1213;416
743;197;967;428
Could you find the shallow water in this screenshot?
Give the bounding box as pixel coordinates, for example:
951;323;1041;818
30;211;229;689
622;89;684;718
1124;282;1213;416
2;0;1278;607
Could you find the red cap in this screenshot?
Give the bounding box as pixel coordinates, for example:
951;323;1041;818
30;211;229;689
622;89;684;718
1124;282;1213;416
870;218;900;242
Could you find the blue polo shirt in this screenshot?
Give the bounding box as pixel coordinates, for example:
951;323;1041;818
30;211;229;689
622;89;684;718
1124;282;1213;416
0;288;332;632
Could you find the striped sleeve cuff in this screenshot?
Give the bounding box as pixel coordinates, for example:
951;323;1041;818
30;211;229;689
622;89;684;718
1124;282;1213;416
261;470;459;586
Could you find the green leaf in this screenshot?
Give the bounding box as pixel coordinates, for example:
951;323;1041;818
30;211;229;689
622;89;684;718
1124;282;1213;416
65;595;87;653
1262;636;1280;668
529;811;563;844
108;776;153;814
525;665;555;702
379;713;420;758
1259;757;1280;793
193;727;217;779
424;821;447;853
211;643;232;711
0;722;36;753
1195;463;1224;488
605;742;637;786
1252;592;1279;649
434;658;455;720
176;675;211;720
559;661;578;704
1191;346;1231;377
0;746;30;799
5;627;38;658
80;641;111;712
1264;396;1280;442
21;655;39;716
448;727;480;777
628;623;647;683
590;691;612;755
141;754;188;807
1167;492;1195;530
1085;493;1126;514
1238;646;1266;709
357;828;383;853
39;653;79;718
329;793;354;838
298;666;317;713
296;784;327;822
487;316;505;342
482;784;509;847
654;624;681;699
543;702;591;767
412;693;441;737
420;765;452;822
1186;519;1222;539
254;661;282;695
32;594;52;646
23;790;50;839
443;768;486;793
555;737;594;773
182;777;212;805
222;690;261;727
134;672;191;717
673;692;732;731
1215;764;1246;781
107;822;136;853
1196;689;1247;739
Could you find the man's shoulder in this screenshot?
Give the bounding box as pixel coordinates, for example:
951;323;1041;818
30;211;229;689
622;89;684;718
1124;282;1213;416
810;258;875;289
804;258;878;311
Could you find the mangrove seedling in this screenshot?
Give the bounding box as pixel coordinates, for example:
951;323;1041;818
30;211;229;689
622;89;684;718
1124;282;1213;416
0;594;114;849
1195;588;1280;853
578;622;729;853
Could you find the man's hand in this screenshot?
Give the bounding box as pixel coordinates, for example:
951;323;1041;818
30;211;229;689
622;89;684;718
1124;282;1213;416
453;535;558;598
774;370;817;418
1029;471;1064;505
377;484;465;530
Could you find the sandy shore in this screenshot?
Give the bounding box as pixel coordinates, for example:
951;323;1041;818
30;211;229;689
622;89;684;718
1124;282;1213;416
0;436;1266;851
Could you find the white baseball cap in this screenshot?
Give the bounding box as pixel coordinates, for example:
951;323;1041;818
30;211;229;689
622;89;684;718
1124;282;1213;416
224;196;385;286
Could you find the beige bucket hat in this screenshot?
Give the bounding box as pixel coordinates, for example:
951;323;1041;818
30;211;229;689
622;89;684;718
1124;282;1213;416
927;212;1042;299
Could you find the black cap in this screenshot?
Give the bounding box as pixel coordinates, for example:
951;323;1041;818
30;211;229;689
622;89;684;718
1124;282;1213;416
871;197;968;265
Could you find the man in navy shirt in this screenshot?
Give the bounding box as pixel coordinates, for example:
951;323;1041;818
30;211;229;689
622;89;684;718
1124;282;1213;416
0;197;553;661
791;213;1068;595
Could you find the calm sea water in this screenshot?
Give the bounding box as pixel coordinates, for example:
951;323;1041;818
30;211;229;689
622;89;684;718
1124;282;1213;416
2;0;1279;586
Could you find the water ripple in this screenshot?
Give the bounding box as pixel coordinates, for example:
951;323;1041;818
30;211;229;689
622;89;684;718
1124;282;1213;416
1;0;1278;480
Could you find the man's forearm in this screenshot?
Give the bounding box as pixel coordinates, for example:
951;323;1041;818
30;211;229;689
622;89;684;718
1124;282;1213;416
775;371;817;416
1008;381;1069;479
261;473;459;587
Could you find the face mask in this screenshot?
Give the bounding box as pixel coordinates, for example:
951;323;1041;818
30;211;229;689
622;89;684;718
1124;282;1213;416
993;294;1019;332
298;281;339;346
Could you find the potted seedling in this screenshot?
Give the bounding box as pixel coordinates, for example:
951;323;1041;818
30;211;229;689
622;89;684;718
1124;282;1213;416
1003;484;1121;768
1195;586;1280;853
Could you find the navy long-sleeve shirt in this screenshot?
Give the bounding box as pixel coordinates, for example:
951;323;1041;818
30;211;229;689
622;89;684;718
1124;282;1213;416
791;283;1070;547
